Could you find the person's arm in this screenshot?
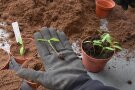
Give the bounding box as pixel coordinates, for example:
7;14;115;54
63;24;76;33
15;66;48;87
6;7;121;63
17;28;118;90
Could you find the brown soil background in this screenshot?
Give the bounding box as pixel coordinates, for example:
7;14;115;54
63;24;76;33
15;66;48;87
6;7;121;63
0;70;22;90
0;0;135;49
0;49;9;70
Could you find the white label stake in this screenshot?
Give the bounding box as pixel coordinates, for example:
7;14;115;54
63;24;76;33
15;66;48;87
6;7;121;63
12;22;22;43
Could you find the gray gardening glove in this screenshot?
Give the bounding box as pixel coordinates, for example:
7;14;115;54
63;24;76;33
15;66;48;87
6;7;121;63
17;27;87;90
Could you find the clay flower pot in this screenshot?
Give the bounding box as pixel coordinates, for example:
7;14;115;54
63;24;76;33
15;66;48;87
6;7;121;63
81;37;114;73
10;38;34;64
96;0;115;18
0;49;10;70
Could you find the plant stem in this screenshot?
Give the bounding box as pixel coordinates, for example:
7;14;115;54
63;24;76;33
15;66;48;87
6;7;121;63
93;46;96;55
99;48;104;57
48;41;59;54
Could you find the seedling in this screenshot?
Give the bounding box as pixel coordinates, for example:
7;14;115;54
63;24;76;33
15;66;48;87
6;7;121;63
37;37;65;60
83;33;122;58
37;38;59;53
18;37;25;56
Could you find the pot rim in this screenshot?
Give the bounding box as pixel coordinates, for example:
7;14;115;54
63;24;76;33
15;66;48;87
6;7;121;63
0;49;10;70
96;0;115;10
81;36;114;61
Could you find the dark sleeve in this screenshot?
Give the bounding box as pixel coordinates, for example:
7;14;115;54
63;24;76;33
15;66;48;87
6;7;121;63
65;74;119;90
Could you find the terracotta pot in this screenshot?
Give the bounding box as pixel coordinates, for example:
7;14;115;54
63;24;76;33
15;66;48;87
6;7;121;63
27;80;40;89
0;49;10;70
96;0;115;18
81;37;114;73
10;38;34;64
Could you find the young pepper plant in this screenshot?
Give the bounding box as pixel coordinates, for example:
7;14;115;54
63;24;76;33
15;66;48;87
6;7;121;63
18;37;25;56
37;38;60;54
84;33;122;58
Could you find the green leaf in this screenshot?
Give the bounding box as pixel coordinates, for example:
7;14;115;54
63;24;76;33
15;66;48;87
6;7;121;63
113;41;120;46
104;47;115;51
20;46;25;56
50;38;60;42
37;39;47;42
93;43;103;47
83;41;91;43
93;40;102;44
101;33;111;43
18;37;23;45
113;45;122;50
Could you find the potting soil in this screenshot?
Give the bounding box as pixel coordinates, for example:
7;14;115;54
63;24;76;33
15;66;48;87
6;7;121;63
0;49;9;70
0;70;22;90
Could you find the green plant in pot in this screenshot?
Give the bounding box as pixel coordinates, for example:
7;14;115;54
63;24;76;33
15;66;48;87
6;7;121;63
10;37;34;64
82;33;122;73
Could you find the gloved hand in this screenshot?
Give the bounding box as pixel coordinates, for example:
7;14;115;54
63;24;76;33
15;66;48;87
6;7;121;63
115;0;135;10
17;27;87;90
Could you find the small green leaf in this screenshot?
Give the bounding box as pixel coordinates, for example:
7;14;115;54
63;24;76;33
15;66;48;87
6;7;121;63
18;37;23;45
83;41;91;43
104;47;115;51
101;33;111;43
93;43;103;47
106;38;112;44
113;45;122;50
50;38;60;42
113;42;119;44
20;46;25;56
93;40;102;44
37;39;47;42
113;42;120;46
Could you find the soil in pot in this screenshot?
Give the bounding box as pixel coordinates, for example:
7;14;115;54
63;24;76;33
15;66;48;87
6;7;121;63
0;70;22;90
0;49;9;70
22;58;46;88
10;38;38;64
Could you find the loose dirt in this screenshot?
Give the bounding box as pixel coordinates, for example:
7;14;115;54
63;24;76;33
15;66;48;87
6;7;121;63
0;49;9;70
22;58;44;71
0;70;22;90
0;0;134;49
127;80;132;85
37;85;48;90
